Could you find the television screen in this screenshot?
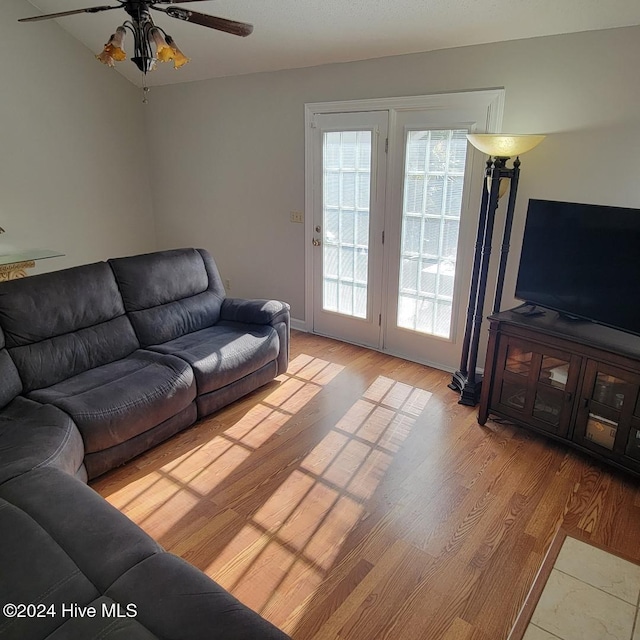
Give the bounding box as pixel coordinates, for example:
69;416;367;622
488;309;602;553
515;199;640;335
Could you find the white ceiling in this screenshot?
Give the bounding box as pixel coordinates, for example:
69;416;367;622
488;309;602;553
24;0;640;87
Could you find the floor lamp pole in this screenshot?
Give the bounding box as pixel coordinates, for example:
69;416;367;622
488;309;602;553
493;157;520;314
456;160;492;379
449;159;505;405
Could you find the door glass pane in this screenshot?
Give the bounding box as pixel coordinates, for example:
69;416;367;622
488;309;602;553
397;129;468;338
500;380;526;410
539;357;569;390
323;131;372;318
505;346;533;377
592;373;626;410
585;413;617;450
627;429;640;461
533;388;563;427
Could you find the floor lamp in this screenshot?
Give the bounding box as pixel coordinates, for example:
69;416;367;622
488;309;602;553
449;133;545;406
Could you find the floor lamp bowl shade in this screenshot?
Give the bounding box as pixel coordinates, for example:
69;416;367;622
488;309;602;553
466;134;546;158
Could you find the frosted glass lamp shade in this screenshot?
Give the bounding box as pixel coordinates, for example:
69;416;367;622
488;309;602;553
467;134;546;158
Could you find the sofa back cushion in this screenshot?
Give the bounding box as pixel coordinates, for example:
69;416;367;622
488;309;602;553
109;248;226;347
0;262;139;392
0;326;22;408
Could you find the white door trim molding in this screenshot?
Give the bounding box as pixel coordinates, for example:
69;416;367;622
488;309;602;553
303;89;505;343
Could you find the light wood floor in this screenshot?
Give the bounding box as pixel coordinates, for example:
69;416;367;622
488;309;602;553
92;331;640;640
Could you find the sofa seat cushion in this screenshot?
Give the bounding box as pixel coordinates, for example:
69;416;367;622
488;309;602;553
105;553;290;639
0;467;167;640
149;322;279;396
0;497;101;640
27;351;196;454
0;397;85;485
0;468;163;593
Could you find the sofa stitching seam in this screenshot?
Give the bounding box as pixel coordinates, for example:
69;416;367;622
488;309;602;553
0;569;83;633
36;359;158;401
92;616;124;640
5;311;133;351
68;369;193;419
32;421;76;470
129;289;215;314
102;551;164;594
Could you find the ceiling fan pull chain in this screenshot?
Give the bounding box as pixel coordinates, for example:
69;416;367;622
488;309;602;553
142;74;150;104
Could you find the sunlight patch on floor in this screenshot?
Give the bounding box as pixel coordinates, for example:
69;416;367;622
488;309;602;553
207;372;434;619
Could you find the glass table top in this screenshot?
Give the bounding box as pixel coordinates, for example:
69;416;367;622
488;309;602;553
0;250;64;266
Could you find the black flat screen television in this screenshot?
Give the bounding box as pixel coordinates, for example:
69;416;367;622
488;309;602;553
515;199;640;336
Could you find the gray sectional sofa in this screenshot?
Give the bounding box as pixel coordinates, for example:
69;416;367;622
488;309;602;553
0;248;291;640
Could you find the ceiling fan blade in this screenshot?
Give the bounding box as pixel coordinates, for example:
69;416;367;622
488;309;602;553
152;1;215;3
18;5;120;23
156;6;253;37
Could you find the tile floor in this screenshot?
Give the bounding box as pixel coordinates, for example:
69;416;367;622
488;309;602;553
523;536;640;640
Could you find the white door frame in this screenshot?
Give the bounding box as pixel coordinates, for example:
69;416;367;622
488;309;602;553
303;90;505;368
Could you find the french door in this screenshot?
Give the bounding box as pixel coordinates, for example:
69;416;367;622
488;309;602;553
306;92;503;370
310;112;388;348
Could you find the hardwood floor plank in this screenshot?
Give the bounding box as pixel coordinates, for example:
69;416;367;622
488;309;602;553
588;471;640;551
308;540;412;640
373;554;481;640
91;331;640;640
282;558;373;638
338;543;436;640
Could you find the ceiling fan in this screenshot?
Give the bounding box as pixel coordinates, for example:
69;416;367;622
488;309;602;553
19;1;254;74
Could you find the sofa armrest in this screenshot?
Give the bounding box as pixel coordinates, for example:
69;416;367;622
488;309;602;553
220;298;290;326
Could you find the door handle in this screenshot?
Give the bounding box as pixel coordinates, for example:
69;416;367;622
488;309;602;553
312;239;322;246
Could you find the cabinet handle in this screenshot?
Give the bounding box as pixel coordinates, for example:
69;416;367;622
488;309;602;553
583;397;589;408
566;391;573;403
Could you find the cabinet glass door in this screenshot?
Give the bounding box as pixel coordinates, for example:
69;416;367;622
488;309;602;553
492;337;578;437
575;361;640;460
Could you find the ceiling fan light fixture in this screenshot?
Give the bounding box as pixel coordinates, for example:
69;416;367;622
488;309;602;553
149;27;174;64
165;35;190;69
96;25;127;67
96;48;115;67
21;1;251;79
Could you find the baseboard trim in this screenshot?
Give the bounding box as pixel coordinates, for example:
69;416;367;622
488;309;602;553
291;318;308;332
288;326;485;376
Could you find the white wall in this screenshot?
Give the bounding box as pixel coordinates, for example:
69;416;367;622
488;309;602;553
0;0;156;272
146;25;640;332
